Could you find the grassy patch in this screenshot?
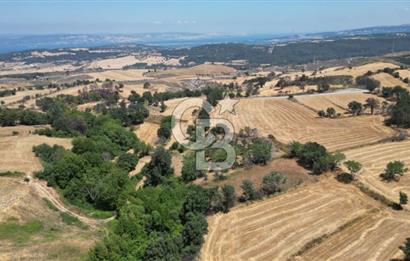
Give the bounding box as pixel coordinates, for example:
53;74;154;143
47;245;84;260
0;220;44;243
60;212;88;229
0;171;24;177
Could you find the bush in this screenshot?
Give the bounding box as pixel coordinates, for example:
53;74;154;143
336;172;354;184
248;138;272;165
261;172;286;196
240;180;258;202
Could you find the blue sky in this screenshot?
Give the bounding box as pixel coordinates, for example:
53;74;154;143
1;0;410;34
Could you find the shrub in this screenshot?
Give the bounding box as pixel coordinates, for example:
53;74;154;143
261;172;286;196
380;161;408;181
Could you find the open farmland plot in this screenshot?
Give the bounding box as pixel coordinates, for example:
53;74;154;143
218;97;394;151
371;72;408;88
82;69;150;81
298;209;410;261
320;62;399;78
295;92;386;114
133;121;160;146
0;128;72;174
344;140;410;204
200;179;408;261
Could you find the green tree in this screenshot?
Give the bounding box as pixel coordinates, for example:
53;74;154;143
181;213;208;254
326;107;337;118
380;161;408;182
117;153;138;172
344;160;362;176
348;101;363;116
249;138;272;165
221;185;236;212
261;172;287;196
364;98;380;115
142;147;174;186
400;191;408;205
157;116;174;141
240;180;257;202
181;154;203;182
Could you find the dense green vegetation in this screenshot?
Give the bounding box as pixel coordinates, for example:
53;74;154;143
0;88;16;98
0;107;49;126
387;92;410;128
276;75;352;89
164;34;410;66
289;141;345;174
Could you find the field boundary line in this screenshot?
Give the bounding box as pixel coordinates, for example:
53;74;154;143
288;209;379;260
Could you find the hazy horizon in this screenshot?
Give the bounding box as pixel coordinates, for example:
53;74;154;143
1;0;410;35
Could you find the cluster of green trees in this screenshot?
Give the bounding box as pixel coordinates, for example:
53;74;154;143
276;75;352;89
33;114;149;211
239;172;287;202
0;88;16;98
0;107;49;126
387;91;410;128
336;160;362;184
381;86;409;99
105;101;149;127
355;75;381;91
89;145;237;260
317;107;339;119
289;141;345;174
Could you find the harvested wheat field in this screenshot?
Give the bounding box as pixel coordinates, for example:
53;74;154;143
371;72;409;88
320;62;399;78
0;128;72;174
344;140;410;204
134;121;160;146
148;64;236;78
218;97;394;151
295;91;386;114
120;82;169;98
298;209;410;261
83;69;149;81
86;55;141;70
200;158;317;193
258;84;317;97
397;69;410;79
200;178;409;261
0;178;97;261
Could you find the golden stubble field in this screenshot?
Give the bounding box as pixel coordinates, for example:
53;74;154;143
216;96;394;151
344;140;410;205
200;178;410;261
0;126;72;174
295;92;386;114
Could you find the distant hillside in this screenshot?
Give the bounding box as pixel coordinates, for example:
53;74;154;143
165;33;410;66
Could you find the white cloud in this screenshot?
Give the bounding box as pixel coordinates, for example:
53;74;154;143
152;21;162;25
